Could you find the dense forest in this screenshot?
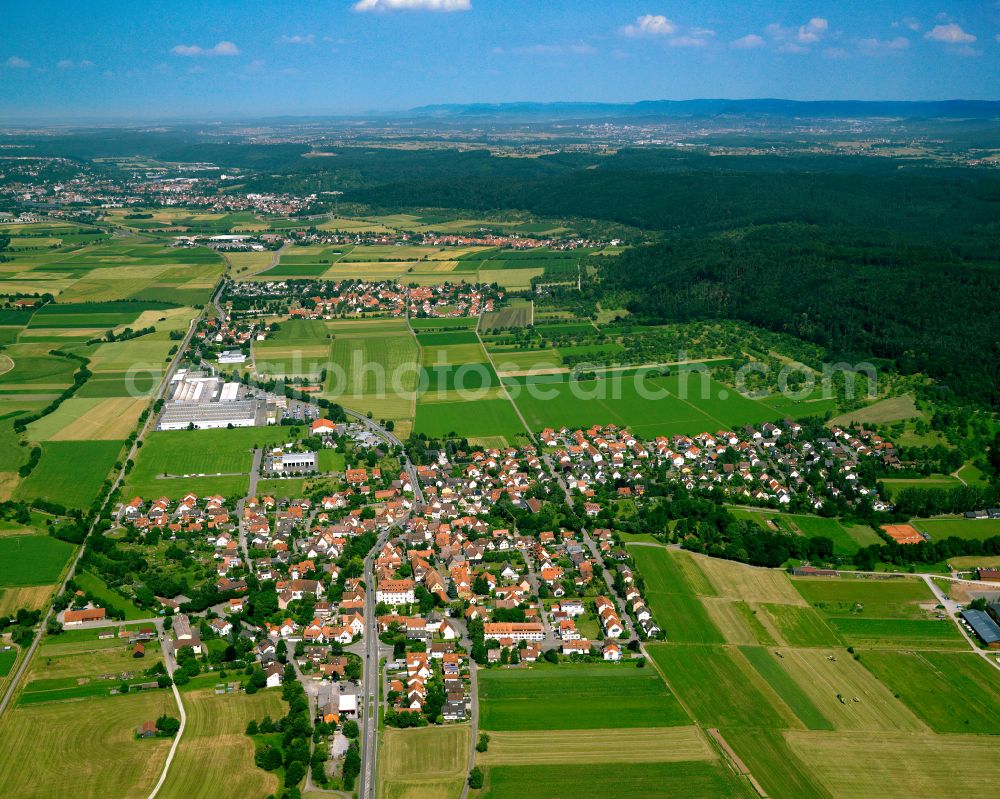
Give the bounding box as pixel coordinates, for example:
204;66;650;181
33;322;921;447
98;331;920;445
599;225;1000;406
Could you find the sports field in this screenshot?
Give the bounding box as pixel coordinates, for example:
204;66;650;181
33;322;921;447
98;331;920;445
911;518;1000;541
157;687;286;799
477;663;690;731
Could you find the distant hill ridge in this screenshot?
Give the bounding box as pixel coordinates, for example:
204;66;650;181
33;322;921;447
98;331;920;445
408;98;1000;120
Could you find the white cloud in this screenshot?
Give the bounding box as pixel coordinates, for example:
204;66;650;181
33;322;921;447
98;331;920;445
925;23;975;43
760;17;829;53
668;36;709;48
731;33;765;49
893;17;921;31
57;58;95;70
171;41;241;57
621;14;677;37
858;36;910;55
5;56;31;69
353;0;470;11
278;34;315;45
797;17;828;43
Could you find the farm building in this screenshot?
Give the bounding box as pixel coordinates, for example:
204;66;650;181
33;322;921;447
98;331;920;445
962;609;1000;648
62;607;107;626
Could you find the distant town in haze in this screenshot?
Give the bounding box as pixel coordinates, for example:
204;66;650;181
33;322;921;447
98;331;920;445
1;2;999;799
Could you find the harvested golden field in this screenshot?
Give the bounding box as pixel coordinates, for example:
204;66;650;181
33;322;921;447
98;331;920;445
157;687;286;799
785;730;1000;799
701;598;777;646
477;726;715;766
381;724;470;781
694;556;806;606
0;583;54;614
0;691;174;799
380;724;470;799
776;648;927;731
48;397;147;440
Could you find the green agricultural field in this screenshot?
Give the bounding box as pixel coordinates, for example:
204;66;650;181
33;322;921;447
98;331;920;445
792;576;966;648
757;604;843;647
0;647;16;676
0;534;75;586
414;396;526;443
128;427;299;484
15;440;124;509
480;761;754;799
506;370;781;438
0;691;175;799
408;316;478;330
415;330;480;346
826;617;966;649
723;729;831;799
646;644;795;729
739;646;833;730
859;650;1000;734
627;546;725;643
701;598;778;646
793;577;935;618
477;663;690;731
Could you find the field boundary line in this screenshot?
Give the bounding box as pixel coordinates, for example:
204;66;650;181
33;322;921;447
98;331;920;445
706;728;768;797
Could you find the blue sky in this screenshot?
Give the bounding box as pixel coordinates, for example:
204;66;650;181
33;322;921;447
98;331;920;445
2;1;998;119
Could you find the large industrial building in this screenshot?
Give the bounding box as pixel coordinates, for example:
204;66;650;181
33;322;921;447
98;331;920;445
158;370;262;430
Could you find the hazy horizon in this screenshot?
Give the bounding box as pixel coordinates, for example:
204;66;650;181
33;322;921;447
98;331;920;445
2;0;998;119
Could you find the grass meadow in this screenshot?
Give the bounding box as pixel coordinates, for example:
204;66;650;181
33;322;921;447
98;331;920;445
477;663;689;731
